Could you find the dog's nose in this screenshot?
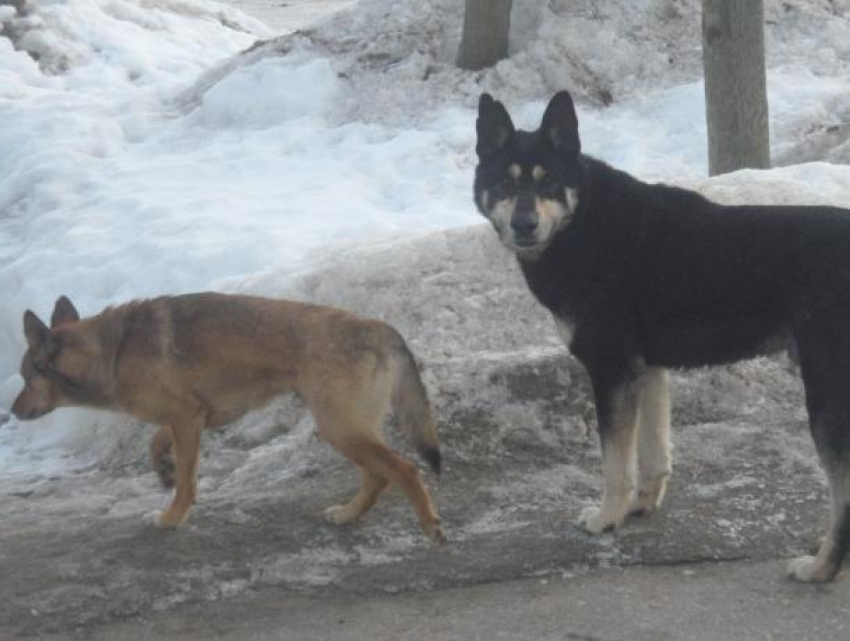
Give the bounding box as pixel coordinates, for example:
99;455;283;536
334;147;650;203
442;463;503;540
511;216;538;236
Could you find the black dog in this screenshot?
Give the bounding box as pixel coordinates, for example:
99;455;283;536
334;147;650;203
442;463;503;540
474;90;850;582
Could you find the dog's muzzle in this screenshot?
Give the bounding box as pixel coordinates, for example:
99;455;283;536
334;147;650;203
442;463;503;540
510;210;540;245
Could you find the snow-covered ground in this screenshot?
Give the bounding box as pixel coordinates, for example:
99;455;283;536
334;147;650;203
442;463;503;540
2;0;850;630
219;0;355;33
2;0;849;479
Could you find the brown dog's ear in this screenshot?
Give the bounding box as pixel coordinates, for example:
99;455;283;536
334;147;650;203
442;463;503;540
23;311;50;350
476;93;515;158
540;90;581;156
51;296;80;328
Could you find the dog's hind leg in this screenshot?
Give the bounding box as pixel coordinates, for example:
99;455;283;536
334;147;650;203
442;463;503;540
318;412;445;543
788;411;850;582
150;424;175;489
789;454;850;582
324;466;389;525
346;439;446;544
310;361;445;543
310;359;445;543
629;367;672;516
789;327;850;581
326;433;445;543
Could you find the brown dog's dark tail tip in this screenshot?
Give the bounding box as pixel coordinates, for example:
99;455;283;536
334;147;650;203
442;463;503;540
418;444;441;476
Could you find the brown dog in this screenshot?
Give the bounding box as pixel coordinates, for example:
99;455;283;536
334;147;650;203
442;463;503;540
11;293;445;543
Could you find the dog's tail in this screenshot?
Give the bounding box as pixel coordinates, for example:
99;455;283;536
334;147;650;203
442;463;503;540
389;332;441;475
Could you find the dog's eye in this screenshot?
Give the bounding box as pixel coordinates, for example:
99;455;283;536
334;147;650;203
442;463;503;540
500;176;515;191
536;177;559;196
31;356;50;375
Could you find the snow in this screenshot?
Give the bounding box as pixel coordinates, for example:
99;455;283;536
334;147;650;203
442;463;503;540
0;0;849;502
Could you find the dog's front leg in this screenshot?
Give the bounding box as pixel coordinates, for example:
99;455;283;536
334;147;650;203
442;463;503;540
629;367;672;515
155;416;204;529
579;370;640;534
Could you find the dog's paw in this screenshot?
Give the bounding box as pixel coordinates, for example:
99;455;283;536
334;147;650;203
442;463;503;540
787;555;836;583
628;475;669;516
323;504;358;526
577;505;620;534
627;491;661;516
144;508;188;529
142;510;165;527
423;522;447;545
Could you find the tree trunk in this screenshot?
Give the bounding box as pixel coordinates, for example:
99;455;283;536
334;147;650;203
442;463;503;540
702;0;770;176
456;0;513;71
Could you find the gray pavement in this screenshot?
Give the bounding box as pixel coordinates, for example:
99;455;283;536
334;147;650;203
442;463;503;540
34;560;850;641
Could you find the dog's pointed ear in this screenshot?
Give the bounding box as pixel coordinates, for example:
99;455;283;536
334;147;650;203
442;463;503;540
540;91;581;156
23;310;50;350
476;93;515;158
51;296;79;328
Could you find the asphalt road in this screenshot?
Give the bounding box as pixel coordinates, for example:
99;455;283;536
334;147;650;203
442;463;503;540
38;560;850;641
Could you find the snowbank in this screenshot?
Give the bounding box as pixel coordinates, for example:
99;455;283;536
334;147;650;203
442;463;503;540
217;0;850;123
3;159;844;483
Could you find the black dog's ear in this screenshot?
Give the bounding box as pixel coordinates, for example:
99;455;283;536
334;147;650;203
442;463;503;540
476;93;515;158
540;91;580;156
23;310;50;350
51;296;79;328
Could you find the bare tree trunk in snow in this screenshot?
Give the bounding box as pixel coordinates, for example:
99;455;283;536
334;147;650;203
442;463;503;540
702;0;771;176
456;0;513;71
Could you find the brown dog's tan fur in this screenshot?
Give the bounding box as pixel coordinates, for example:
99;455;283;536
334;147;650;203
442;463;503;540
12;293;445;542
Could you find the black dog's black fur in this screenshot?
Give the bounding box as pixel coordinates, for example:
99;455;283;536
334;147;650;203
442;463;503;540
522;155;850;371
474;90;850;582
